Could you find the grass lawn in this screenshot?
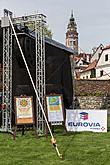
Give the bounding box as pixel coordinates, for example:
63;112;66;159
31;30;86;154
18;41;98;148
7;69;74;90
0;127;110;165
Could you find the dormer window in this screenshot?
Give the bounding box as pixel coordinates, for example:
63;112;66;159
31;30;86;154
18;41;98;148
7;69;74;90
105;54;108;61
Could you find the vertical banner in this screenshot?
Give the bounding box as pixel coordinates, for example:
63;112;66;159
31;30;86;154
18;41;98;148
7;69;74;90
15;96;34;124
65;109;107;132
46;95;64;123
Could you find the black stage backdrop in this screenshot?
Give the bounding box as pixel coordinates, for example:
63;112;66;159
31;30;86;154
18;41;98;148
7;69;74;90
0;25;73;125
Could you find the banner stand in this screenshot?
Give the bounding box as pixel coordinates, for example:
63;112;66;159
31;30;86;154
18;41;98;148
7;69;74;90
13;96;37;140
13;124;38;140
45;94;66;136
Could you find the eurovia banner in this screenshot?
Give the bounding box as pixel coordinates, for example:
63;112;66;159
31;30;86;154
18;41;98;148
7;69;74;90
65;109;107;132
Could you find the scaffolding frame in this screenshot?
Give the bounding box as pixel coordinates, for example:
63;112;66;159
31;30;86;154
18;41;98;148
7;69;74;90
1;9;46;135
1;9;13;131
35;17;46;135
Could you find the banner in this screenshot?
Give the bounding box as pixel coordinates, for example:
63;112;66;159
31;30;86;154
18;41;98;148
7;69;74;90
65;109;107;132
15;96;34;124
46;95;64;123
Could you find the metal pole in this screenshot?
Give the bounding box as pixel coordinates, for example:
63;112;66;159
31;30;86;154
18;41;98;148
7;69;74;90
8;15;62;159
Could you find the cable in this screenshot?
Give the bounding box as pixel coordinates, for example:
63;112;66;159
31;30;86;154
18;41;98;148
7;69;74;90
8;15;62;159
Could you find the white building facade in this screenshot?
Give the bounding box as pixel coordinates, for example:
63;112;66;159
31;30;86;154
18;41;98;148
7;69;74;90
80;70;91;79
96;46;110;79
91;44;103;63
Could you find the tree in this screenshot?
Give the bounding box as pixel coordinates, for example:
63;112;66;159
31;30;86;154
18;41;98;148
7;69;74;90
26;22;53;39
43;25;52;38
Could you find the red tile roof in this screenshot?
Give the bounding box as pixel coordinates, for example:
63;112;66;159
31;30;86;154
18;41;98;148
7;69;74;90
73;56;81;62
103;45;110;50
82;59;97;72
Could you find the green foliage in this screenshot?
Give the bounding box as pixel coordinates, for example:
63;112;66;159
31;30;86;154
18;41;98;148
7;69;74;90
27;23;52;38
43;25;53;38
1;126;110;165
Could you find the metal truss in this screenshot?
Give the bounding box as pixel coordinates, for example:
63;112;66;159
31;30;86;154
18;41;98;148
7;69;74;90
1;10;46;134
1;9;13;131
35;16;46;135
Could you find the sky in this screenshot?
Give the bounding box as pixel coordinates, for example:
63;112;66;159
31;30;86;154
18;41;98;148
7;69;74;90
0;0;110;53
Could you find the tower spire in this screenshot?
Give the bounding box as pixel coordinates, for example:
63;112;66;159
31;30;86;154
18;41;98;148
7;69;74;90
71;10;73;18
66;11;78;54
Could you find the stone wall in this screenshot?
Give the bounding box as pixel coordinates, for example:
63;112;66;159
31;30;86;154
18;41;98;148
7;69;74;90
75;79;110;96
75;95;110;113
77;96;103;109
74;80;110;112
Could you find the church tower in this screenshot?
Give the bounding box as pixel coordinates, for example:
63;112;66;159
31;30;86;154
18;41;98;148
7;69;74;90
66;11;78;54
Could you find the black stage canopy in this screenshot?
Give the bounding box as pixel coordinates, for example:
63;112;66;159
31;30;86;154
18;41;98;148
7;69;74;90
0;24;73;110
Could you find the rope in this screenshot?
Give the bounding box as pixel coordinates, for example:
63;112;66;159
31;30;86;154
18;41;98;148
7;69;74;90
8;15;62;159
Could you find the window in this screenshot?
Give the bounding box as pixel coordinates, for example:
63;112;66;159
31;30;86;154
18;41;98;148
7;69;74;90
90;69;96;78
100;70;103;77
105;54;108;61
73;41;76;45
69;41;73;46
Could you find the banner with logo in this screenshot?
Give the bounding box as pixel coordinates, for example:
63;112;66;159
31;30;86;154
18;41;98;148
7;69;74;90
65;109;107;132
